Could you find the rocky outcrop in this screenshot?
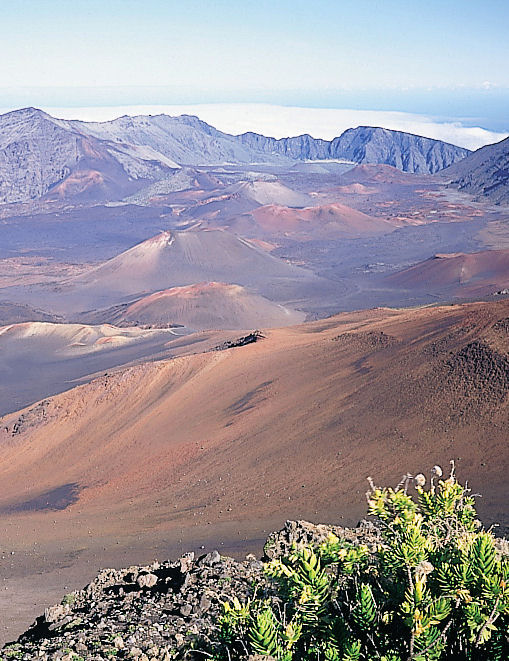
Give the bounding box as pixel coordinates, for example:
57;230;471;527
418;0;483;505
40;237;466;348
1;518;507;659
0;521;379;660
330;127;470;173
212;330;265;351
440;135;509;204
0;108;81;204
262;518;380;559
237;132;331;161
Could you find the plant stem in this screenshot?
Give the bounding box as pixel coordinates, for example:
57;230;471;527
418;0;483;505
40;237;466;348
474;596;500;647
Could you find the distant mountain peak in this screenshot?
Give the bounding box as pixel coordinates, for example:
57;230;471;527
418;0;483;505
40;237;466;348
8;106;48;117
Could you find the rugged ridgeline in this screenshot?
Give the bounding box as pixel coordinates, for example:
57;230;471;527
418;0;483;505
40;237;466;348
237;126;471;174
0;521;377;661
441;135;509;204
0;108;471;204
0;108;283;204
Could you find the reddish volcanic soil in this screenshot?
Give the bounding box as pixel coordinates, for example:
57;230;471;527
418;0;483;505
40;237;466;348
387;249;509;296
117;282;305;330
1;300;509;642
234;202;406;238
341;163;427;185
40;228;322;315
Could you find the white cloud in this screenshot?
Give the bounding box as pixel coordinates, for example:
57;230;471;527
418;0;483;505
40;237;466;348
2;103;507;151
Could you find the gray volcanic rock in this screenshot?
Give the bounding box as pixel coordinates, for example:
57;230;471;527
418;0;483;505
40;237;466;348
0;108;171;204
0;521;379;660
440;136;509;204
2;519;507;658
238;126;470;173
71;113;289;167
238;131;331;160
330;127;470;173
0;108;81;204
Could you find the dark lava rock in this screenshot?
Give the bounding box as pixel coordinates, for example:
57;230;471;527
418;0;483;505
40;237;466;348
212;331;264;351
0;520;408;660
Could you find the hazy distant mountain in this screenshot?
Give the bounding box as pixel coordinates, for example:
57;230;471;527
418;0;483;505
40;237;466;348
0;108;289;204
0;108;470;205
440;136;509;204
69;113;282;167
238;126;470;174
0;108;172;204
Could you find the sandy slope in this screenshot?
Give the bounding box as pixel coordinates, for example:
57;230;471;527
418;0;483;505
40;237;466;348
232;180;310;207
387;249;509;296
235;202;406;238
0;321;245;416
37;228;324;314
91;282;306;330
0;299;508;642
70;230;305;291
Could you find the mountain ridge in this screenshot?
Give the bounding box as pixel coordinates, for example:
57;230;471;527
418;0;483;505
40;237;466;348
238;125;471;173
0;107;471;205
440;135;509;204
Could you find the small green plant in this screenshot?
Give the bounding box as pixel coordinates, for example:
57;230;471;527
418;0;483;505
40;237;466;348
213;463;509;660
62;592;77;606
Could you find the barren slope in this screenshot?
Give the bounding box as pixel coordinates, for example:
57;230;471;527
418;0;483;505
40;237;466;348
0;108;173;204
231;180;310;207
340;163;426;185
1;300;508;641
227;202;405;239
0;321;198;415
39;229;326;313
441;136;509;204
387;249;509;297
83;282;305;330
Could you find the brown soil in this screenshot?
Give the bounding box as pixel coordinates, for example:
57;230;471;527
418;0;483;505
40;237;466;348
96;282;305;330
387;249;509;296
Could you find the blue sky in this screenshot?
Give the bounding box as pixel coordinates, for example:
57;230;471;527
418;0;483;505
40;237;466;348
1;0;508;134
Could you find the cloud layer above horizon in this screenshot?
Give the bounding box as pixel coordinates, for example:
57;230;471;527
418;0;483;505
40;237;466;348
28;104;508;151
1;103;506;151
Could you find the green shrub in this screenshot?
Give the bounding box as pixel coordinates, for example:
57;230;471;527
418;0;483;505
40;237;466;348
214;463;509;660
